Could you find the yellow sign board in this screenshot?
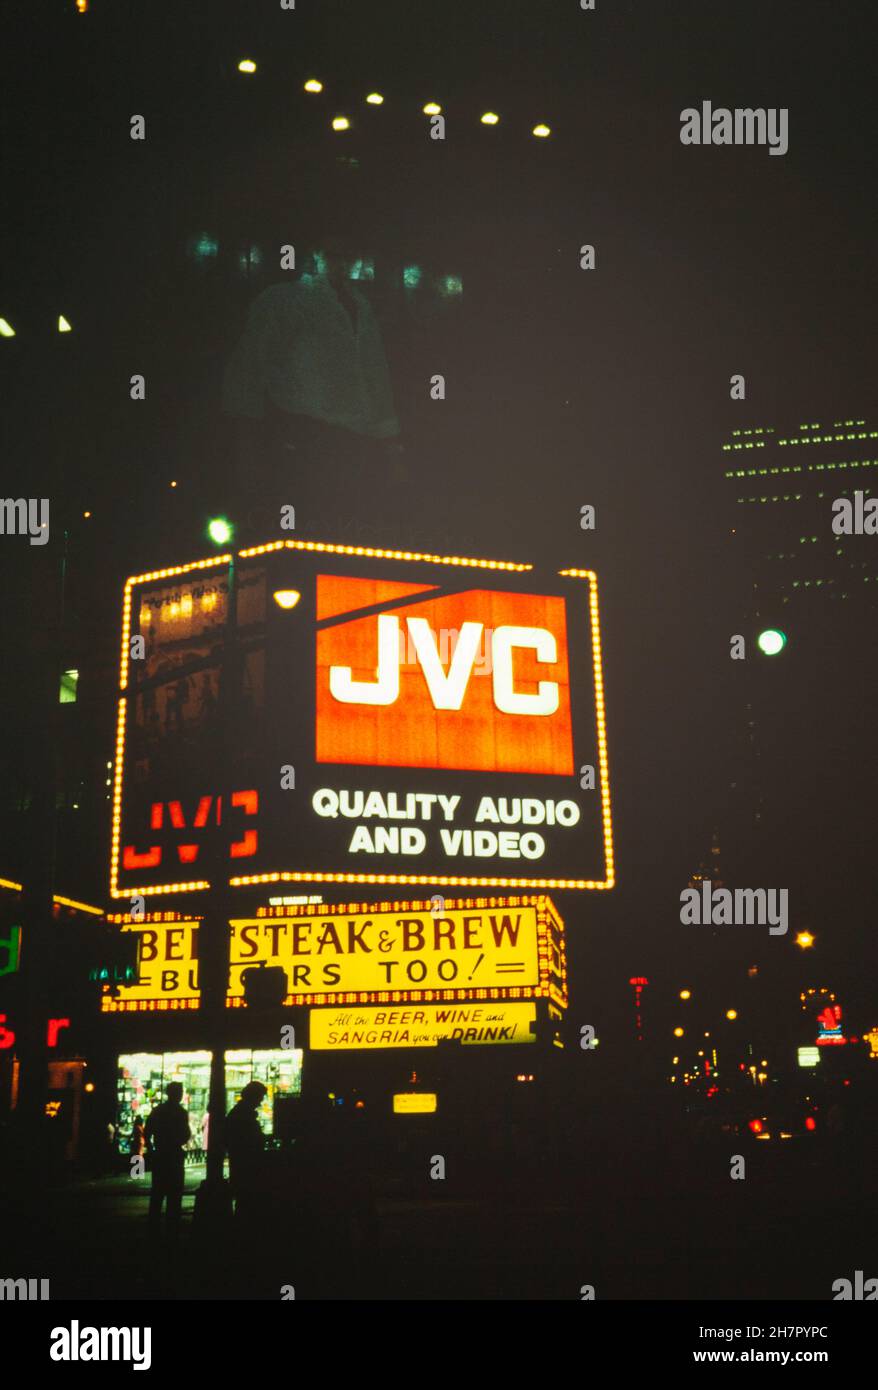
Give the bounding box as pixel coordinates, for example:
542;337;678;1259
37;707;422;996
101;896;567;1012
310;1001;537;1049
393;1093;438;1114
101;920;201;1011
229;901;555;1004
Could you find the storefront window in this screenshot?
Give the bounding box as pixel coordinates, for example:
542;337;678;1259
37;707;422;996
116;1048;303;1153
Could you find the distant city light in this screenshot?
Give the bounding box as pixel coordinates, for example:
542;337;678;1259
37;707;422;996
757;627;787;655
795;931;815;949
673;1027;684;1037
798;1046;821;1068
365;93;384;105
0;319;15;338
726;1009;738;1020
207;517;234;546
679;989;691;1000
332;116;351;131
58;315;72;333
403;264;423;289
76;0;88;11
532;123;551;137
237;59;257;74
304;79;323;93
423;102;442;115
480;112;500;126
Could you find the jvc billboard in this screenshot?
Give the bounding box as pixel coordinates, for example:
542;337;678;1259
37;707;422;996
110;539;614;899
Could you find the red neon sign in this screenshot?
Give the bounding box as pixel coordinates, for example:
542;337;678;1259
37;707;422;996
0;1015;71;1049
123;790;258;872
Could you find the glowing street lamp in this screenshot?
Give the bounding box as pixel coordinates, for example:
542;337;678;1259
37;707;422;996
423;102;442;115
532;123;551;138
726;1009;738;1021
273;589;301;610
673;1027;684;1038
365;92;384;105
207;517;234;546
332;116;351;131
757;628;787;656
238;59;257;74
796;931;815;950
480;111;500;126
679;989;691;1000
304;79;323;93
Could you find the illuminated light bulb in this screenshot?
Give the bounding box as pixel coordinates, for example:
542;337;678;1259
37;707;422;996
58;315;72;332
207;516;233;545
83;510;91;518
532;123;551;137
304;78;323;93
273;589;301;610
366;92;384;105
0;318;15;337
423;102;442;115
238;59;257;74
332;116;351;131
795;931;815;949
673;1027;684;1037
680;989;691;1000
757;627;786;655
726;1009;738;1021
481;111;500;125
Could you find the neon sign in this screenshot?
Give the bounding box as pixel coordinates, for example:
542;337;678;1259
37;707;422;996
111;541;613;897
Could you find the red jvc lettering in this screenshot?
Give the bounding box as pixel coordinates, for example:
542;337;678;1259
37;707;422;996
122;790;258;871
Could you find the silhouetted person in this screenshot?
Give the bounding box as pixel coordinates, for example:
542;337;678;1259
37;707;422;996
144;1081;190;1237
225;1081;268;1220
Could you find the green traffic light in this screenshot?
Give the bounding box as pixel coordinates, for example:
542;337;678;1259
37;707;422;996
757;628;787;656
207;516;234;546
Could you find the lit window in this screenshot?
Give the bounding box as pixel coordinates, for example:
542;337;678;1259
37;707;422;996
59;669;79;705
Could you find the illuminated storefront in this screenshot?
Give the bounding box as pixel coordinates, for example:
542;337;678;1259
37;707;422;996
116;1048;303;1153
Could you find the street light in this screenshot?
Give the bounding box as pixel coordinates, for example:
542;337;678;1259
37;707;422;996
680;989;691;1000
207;517;234;546
726;1009;738;1021
273;589;301;610
796;931;815;949
757;628;787;655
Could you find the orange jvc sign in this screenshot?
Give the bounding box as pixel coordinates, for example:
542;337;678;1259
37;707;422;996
316;577;574;775
111;541;613;897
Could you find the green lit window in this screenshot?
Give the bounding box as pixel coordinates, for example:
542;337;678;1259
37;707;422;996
59;669;79;704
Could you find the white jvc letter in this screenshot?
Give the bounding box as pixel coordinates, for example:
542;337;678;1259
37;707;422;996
329;615;560;715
